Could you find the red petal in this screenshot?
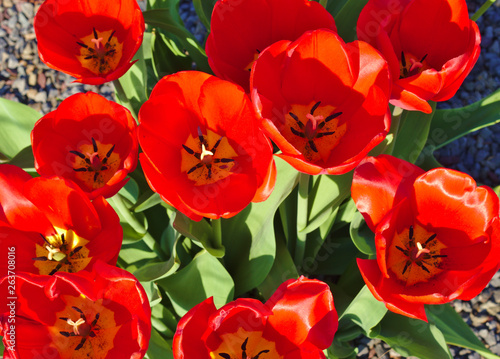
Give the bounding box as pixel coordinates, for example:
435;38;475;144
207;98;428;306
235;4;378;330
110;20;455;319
351;155;424;231
266;277;337;349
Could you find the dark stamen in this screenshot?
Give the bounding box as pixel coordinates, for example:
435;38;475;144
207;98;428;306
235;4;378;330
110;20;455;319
72;306;85;316
315;131;335;138
402;261;411;275
91;137;98;153
219;354;231;359
84;56;95;60
310;101;321;115
107;30;116;42
91;313;100;327
49;262;64;275
253;350;270;359
105;144;115;158
40;233;50;244
256;49;261;54
416;262;430;273
61;233;65;244
71;246;83;255
182;144;195;155
420;54;428;63
308;140;318;152
75;337;87;350
290;127;305;138
207;165;212;179
401;51;406;67
241;337;249;358
409;225;414;240
76;42;88;48
187;163;203;174
289;112;304;128
73;168;88;172
424;233;437;245
59;331;73;337
432;254;447;258
214;158;234;163
396;246;408;255
93;27;98;40
32;256;48;261
93;172;99;182
59;317;69;321
211;137;223;154
325;112;342;122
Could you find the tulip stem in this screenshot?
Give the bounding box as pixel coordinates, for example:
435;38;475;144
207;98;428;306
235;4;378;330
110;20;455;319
211;218;223;250
471;0;495;21
295;172;310;267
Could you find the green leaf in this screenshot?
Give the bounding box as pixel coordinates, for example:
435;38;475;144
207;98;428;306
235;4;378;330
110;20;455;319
114;32;153;119
0;98;41;159
158;251;234;316
141;281;163;307
392;103;436;163
173;213;225;257
192;0;214;30
328;338;357;359
143;9;210;73
311;235;359;276
222;157;299;295
349;211;375;255
151;28;193;79
375;312;452;359
3;145;35;170
334;0;369;42
146;327;174;359
339;286;387;337
426;304;500;359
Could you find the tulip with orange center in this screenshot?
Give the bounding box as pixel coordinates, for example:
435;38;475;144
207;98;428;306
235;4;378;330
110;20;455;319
206;0;336;92
31;92;138;200
34;0;144;85
138;71;276;221
173;276;337;358
357;0;481;113
351;155;500;321
0;261;151;358
251;29;391;175
0;164;122;278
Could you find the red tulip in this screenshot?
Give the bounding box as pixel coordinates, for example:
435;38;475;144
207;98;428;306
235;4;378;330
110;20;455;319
352;155;500;321
357;0;481;113
0;261;151;358
0;164;122;277
173;276;338;358
34;0;145;84
206;0;336;91
31;92;138;199
251;29;391;175
138;71;276;221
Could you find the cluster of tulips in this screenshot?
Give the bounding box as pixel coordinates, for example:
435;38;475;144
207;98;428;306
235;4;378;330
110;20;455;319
0;0;499;357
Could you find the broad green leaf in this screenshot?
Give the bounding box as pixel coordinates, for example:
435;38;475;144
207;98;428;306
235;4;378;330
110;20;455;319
303;206;339;266
133;251;180;282
328;339;357;359
173;212;224;257
0;98;41;159
151;301;178;338
311;235;359;276
151;28;193;79
132;191;162;213
115;32;153;119
4;145;35;170
118;239;159;272
349;211;375;255
143;9;210;72
375;312;452;359
334;0;369;42
339;286;387;337
392;103;436;163
141;281;163;307
302;172;353;234
158;250;234;316
145;328;174;359
426;304;500;359
192;0;214;30
257;231;298;300
222;157;299;295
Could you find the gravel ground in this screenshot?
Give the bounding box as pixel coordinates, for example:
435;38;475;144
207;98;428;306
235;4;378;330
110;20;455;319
0;0;499;358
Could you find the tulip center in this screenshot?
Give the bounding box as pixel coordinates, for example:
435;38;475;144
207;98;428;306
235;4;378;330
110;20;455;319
33;228;91;275
387;224;447;286
399;51;429;79
51;296;119;358
210;328;281;359
286;101;346;163
181;127;238;186
77;28;123;75
70;137;120;191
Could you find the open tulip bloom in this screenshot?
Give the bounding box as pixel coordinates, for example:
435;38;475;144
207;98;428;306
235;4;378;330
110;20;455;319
34;0;145;84
31;92;139;199
173;276;338;358
0;164;122;277
357;0;481;113
352;155;500;321
0;261;151;358
138;71;276;221
206;0;336;91
251;29;391;175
